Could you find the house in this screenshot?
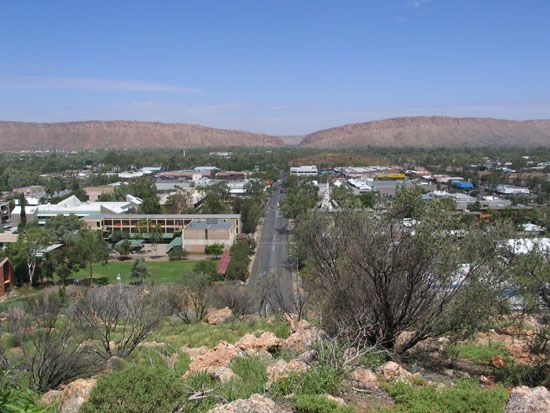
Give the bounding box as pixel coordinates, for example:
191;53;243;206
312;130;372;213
84;185;116;202
0;257;14;298
12;185;47;199
182;220;238;253
0;202;10;224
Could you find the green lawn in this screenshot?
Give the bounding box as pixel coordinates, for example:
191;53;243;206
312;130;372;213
72;260;203;284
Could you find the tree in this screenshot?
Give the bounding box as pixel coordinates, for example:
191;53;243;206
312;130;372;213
211;282;255;320
7;293;100;392
167;271;211;323
200;182;231;214
74;229;109;284
205;243;224;256
149;224;163;252
294;190;513;352
130;259;149;285
44;214;85;239
114;239;131;259
7;226;52;285
72;285;169;358
17;194;26;231
225;239;250;281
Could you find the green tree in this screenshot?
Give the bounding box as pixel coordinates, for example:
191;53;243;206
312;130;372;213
200;182;231;214
226;239;250;281
130;259;150;285
17;193;26;230
7;226;52;285
75;229;109;284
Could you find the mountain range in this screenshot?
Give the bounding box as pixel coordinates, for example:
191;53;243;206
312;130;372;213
1;117;549;151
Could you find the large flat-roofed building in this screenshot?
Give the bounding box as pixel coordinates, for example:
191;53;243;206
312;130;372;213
83;213;241;253
183;220;238;253
290;165;318;176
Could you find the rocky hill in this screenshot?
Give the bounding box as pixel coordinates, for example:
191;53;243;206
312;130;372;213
301;116;550;147
0;120;283;151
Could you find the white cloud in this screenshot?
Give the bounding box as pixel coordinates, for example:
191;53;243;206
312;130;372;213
407;0;434;9
0;76;202;93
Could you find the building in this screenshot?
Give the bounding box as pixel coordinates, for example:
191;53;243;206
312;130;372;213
496;185;530;195
452;180;474;190
183;220;238;253
0;202;10;224
83;213;241;253
0;257;14;298
12;185;47;199
290;165;318;176
84;185;116;202
10;194;143;226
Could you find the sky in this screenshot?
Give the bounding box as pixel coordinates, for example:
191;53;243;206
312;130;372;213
1;0;550;134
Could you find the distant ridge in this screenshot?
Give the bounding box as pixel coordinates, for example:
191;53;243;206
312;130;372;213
0;120;283;151
300;116;550;147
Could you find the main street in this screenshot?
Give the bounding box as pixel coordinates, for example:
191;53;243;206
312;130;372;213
250;181;294;295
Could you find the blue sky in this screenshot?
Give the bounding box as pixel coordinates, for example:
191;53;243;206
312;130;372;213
1;0;549;134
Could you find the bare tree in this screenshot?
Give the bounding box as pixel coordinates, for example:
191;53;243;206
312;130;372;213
166;272;211;323
294;195;514;353
256;271;309;320
10;293;100;392
72;285;169;358
211;282;255;320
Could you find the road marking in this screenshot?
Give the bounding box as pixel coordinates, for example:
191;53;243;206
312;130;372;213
272;245;275;252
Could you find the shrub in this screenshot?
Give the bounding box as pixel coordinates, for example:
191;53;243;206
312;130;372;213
81;364;185;413
270;364;344;398
446;341;510;364
380;379;507;413
295;395;354;413
205;244;224;256
168;248;188;261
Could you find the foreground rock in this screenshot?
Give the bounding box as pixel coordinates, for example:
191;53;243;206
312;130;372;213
39;390;62;407
266;359;309;389
183;341;241;383
205;307;233;325
349;367;380;390
504;386;550;413
283;319;323;354
378;361;412;381
59;379;97;413
207;394;289;413
236;332;283;353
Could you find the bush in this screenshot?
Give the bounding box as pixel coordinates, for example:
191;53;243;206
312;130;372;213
168;248;188;261
446;341;510;364
380;379;507;413
205;243;224;256
295;395;354;413
81;364;185;413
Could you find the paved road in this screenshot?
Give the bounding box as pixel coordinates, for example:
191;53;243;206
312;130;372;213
250;182;293;291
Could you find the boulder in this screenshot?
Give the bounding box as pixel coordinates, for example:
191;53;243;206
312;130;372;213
378;361;412;381
205;307;233;325
236;332;283;352
283;320;323;354
505;386;550;413
324;394;347;406
209;366;237;383
349;367;380;390
244;347;274;363
183;341;241;379
59;379;97;413
266;359;309;389
207;394;289;413
39;390;62;406
297;349;317;363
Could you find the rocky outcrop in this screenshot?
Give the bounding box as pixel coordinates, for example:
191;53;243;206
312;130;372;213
504;386;550;413
59;379;97;413
205;307;234;325
207;394;289;413
266;359;309;389
236;332;283;353
349;367;380;390
183;341;242;382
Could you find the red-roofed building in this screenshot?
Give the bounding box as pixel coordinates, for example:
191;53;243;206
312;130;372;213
0;257;14;298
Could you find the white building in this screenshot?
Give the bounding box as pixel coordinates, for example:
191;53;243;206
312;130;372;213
496;185;530;195
290;165;318;176
10;195;143;226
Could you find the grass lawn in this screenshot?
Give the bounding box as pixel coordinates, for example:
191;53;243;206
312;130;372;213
72;260;203;284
